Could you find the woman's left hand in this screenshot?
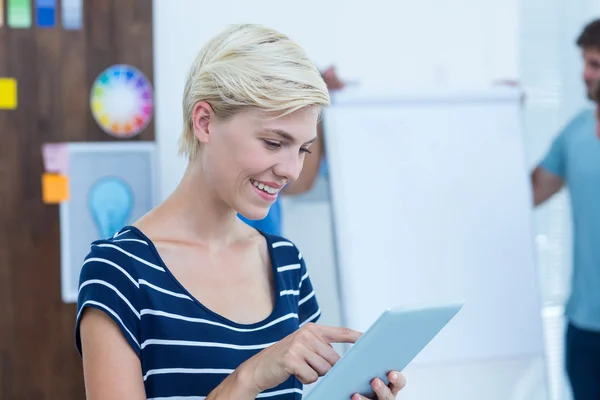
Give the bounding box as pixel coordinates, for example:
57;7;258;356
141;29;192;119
351;371;406;399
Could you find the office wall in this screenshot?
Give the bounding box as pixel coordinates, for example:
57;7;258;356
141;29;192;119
153;0;520;200
0;2;154;398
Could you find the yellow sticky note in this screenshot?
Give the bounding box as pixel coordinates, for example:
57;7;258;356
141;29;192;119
0;78;17;110
42;173;69;204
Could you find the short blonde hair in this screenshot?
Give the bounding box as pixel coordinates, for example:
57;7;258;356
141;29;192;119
179;24;331;160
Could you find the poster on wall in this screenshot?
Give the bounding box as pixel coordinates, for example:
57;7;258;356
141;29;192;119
0;78;18;109
90;64;154;139
62;0;82;30
57;142;157;303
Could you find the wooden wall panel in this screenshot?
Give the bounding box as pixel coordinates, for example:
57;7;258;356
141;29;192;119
0;1;154;398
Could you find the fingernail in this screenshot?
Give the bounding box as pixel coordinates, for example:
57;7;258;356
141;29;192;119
391;372;399;381
375;379;382;388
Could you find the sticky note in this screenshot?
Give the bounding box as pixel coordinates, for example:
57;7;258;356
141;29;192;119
41;143;69;174
61;0;82;30
42;173;69;204
7;0;32;28
0;78;17;110
0;0;4;27
35;0;56;28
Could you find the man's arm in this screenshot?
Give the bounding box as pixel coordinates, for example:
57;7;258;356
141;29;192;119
284;120;325;195
531;166;564;206
531;120;569;206
284;65;344;196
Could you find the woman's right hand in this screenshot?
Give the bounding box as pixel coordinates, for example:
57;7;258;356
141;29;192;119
240;322;362;395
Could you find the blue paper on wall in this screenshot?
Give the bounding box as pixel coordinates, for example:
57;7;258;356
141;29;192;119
36;0;56;28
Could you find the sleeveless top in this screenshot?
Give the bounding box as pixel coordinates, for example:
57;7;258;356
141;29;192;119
75;226;321;399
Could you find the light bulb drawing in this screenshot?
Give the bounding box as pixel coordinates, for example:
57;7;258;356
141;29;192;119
88;177;134;239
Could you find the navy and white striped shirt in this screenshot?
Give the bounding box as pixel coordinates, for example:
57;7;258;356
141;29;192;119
75;226;321;399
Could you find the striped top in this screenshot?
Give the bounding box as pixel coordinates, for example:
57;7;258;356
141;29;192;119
75;226;321;399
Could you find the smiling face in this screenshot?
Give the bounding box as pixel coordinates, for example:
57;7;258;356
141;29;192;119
193;103;320;220
178;24;330;220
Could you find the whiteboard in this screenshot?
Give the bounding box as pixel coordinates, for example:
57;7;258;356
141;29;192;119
323;87;546;364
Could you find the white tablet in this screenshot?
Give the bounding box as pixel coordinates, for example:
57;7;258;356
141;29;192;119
304;302;464;399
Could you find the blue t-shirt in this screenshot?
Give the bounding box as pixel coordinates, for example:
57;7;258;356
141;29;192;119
540;108;600;331
75;226;321;399
238;198;283;236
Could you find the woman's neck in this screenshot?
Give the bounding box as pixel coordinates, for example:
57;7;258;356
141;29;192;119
143;161;244;246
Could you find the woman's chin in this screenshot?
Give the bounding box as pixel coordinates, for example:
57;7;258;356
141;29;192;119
237;207;270;221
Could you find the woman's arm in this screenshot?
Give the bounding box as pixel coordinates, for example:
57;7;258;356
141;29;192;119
80;303;396;400
205;366;261;399
81;308;261;400
80;308;146;400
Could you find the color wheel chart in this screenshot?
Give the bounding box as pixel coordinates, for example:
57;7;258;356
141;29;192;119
90;65;154;138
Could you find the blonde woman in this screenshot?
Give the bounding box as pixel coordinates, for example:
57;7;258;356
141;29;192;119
75;24;406;400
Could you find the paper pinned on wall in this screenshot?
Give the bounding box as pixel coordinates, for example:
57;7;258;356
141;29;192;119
42;143;69;174
61;0;82;30
42;173;69;204
7;0;32;28
35;0;56;28
0;0;4;27
0;78;17;109
58;142;157;303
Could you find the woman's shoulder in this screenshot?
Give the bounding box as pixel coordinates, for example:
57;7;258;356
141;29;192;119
76;227;158;358
261;232;303;260
81;226;164;282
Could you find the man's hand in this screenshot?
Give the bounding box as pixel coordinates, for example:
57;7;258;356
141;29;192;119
321;66;345;91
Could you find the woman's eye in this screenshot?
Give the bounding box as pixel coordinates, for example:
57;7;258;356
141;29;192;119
263;140;281;149
300;148;312;154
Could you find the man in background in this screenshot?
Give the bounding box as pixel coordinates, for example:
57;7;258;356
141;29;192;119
238;66;345;235
531;18;600;400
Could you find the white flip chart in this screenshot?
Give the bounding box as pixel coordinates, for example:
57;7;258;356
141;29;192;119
323;87;546;364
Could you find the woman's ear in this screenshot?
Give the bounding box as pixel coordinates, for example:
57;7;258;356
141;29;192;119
192;101;214;144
